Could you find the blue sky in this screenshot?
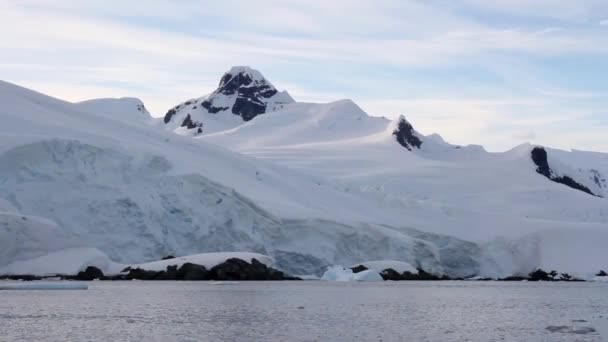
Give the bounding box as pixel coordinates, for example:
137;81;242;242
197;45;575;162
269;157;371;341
1;0;607;151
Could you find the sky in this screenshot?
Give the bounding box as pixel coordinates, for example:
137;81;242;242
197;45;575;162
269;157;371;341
1;0;607;152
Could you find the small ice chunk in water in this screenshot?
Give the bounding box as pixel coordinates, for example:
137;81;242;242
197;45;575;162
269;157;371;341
321;266;383;282
0;282;88;290
546;326;596;334
211;281;239;285
352;270;384;282
321;266;355;281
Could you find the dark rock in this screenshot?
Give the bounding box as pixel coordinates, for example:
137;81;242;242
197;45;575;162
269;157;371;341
75;266;104;281
201;100;228;114
232;97;267;121
215;69;280;121
125;268;161;280
531;147;596;196
350;265;368;273
553;175;596;196
162;255;176;260
164;68;290;131
528;269;551;281
237;83;277;99
499;276;527;281
596;270;608;277
380;268;402;281
210;258;298;281
531;147;552;178
163;109;177;124
548;270;559;280
416;268;451;280
165;265;178;280
378;268;452;281
181;114;203;131
393;116;422;151
176;263;210;280
498;270;585;282
218;72;253;95
0;274;42;281
118;258;299;281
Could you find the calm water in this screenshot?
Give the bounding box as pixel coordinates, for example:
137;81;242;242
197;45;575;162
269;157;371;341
1;281;607;342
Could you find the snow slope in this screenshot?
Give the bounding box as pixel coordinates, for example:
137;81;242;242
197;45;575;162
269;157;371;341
1;65;607;279
201;107;608;240
0;79;480;277
193;68;607;278
75;97;151;125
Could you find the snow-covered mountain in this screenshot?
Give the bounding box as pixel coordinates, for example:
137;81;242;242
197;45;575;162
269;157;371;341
1;67;607;279
162;66;294;135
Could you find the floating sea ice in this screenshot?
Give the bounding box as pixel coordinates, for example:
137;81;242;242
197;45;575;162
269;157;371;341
321;266;355;282
0;282;88;290
352;270;384;282
321;266;383;282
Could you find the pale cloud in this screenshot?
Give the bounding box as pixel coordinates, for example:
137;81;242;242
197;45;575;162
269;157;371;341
513;131;537;141
458;0;608;21
600;19;608;25
1;0;607;152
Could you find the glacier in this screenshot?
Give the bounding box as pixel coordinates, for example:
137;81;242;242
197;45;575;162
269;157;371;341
0;66;607;279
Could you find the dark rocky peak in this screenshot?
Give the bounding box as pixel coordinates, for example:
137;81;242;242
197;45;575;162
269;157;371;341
530;146;598;197
163;66;294;133
393;115;423;151
216;67;277;97
205;66;284;121
531;146;552;178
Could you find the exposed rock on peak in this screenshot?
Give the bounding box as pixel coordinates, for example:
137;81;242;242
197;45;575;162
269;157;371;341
531;147;598;197
392;115;423;151
163;66;294;135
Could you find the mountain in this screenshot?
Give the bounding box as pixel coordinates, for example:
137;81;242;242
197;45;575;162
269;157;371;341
0;79;478;277
1;67;607;279
162;66;294;135
74;97;151;125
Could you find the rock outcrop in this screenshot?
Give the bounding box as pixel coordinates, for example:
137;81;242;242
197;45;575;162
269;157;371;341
531;147;597;196
393;115;423;151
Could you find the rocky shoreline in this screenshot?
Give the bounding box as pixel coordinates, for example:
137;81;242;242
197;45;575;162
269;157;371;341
2;261;605;282
350;265;599;282
1;258;301;281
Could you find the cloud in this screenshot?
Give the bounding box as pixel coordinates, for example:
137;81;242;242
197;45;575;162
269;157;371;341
600;19;608;25
459;0;608;21
1;0;607;152
513;131;537;141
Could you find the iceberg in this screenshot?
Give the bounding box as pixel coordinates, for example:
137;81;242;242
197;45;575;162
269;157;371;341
352;270;384;282
321;266;383;282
